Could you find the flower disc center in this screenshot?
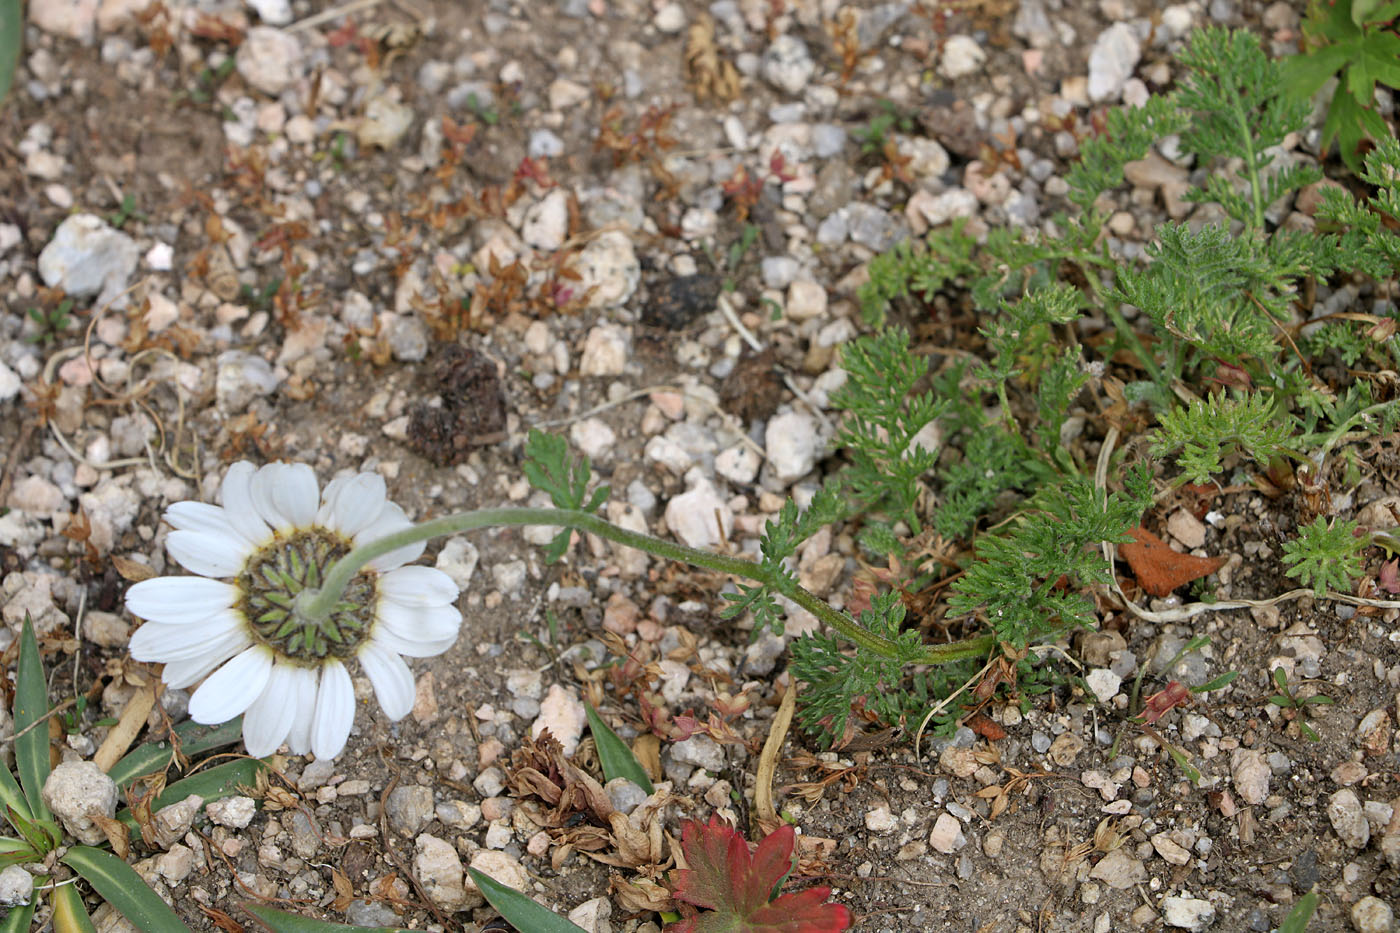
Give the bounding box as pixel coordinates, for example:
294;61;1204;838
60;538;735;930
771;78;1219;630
238;528;377;663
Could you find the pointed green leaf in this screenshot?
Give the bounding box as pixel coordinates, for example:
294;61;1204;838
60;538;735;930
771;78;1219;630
585;705;654;794
107;717;246;790
1284;41;1354;98
1191;672;1238;693
0;895;34;933
0;756;31;826
543;529;570;564
243;903;413;932
584;484;610;514
466;868;588;933
1279;890;1319;933
14;616;52;822
0;0;19;106
51;880;99;933
60;846;194;932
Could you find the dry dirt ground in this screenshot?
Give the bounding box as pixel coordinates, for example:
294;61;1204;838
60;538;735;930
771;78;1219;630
1;0;1399;931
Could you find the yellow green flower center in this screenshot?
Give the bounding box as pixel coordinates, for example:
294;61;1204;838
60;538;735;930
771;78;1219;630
238;528;377;663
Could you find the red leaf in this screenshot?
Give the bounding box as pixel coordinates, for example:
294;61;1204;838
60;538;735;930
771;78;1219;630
1139;681;1191;725
669;817;852;933
1120;525;1227;597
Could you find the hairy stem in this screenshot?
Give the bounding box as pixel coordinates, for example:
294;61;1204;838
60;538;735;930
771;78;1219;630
302;506;994;665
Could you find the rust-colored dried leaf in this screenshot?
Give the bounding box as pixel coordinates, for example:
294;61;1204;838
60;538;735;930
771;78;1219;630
1120;525;1227;597
966;712;1006;741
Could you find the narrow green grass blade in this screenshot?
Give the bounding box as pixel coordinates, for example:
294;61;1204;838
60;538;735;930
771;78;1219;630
107;717;245;790
116;759;264;835
466;868;588;933
0;758;31;823
51;880;99;933
0;897;34;933
0;0;20;105
243;902;412;932
585;704;654;794
14;616;52;821
60;846;193;932
1278;890;1318;933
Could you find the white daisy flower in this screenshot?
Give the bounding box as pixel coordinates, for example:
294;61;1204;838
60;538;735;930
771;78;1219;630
125;462;460;760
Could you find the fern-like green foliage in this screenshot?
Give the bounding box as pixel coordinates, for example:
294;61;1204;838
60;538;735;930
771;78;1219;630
789;593;979;746
1316;133;1400;280
857;221;976;326
522;429;610;562
945;466;1153;648
719;483;845;638
830;327;946;532
1281;516;1368;596
1151;393;1296;484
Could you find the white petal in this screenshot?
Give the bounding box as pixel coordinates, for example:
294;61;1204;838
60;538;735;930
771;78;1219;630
125;577;238;625
163;502;244;543
165;530;248;578
372;629;457;658
160;632;249;689
311;660;354;760
242;663;300;757
320;473;388;538
129;611;244;662
358;642;415;721
356;502;425;572
219;462;274;547
189;646;273;724
377;566;459;609
275;463;320;528
374;601;461;652
250;464;302;532
286;666;320;755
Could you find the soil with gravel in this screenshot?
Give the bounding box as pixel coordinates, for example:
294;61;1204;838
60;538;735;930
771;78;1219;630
1;1;1398;932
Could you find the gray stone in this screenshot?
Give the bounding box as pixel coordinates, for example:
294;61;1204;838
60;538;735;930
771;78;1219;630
388;314;429;362
1161;896;1215;931
1231;748;1270;805
346;900;401;926
528;128;565;159
236;27;304;96
216;350;280;412
671;734;725;772
766;411;820;481
42;760;118;846
847;202;907;252
1088;24;1141;103
151;794;202;849
286;809;320;859
1328;788;1370;848
386;784;435;836
605;778;649;814
0;865;32;907
574;232;639;309
812;123;847;159
664;480;732;550
1088;849;1146;889
38;214;139;309
761;36;814;96
521;189;569;252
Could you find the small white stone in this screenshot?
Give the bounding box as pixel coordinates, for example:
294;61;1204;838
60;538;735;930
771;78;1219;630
1088;23;1141;103
568;897;614;933
1166;508;1207;549
38;213;139;309
653;2;686;33
938;35;986;79
521;189;569;252
761;35;814;96
415;834;473;910
766;411;820;482
358;93;415;150
1351;896;1395;933
785;280;828;321
1161;896;1215;931
1085;668;1122;703
865;805;898;833
928;812;964;853
580;324;630;376
236;27;304;96
467;850;529;894
207;795;257;829
573;232;640;309
715;444;761;484
1328;788;1370;849
246;0;292;25
548;78;590;111
0;865;32;907
664;480;733;549
1230;748;1270;806
570;417;617;462
531;684;586;756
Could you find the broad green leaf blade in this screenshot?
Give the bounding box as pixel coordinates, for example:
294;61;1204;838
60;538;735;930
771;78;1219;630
243;903;413;932
0;756;31;824
51;880;99;933
1282;42;1354;97
466;868;588;933
60;846;194;932
1279;890;1318;933
14;616;52;821
0;897;34;933
107;718;245;790
585;704;654;794
0;0;19;105
116;758;265;835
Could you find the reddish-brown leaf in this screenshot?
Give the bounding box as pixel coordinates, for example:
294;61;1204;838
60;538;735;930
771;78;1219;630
1139;681;1191;725
966;713;1007;741
669;817;852;933
1120;525;1227;597
1379;558;1399;595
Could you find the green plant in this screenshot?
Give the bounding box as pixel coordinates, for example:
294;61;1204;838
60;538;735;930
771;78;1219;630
1268;666;1334;741
0;617;257;930
1280;889;1320;932
0;0;20;106
106;193;147;230
25;299;75;346
1281;516;1371;595
1283;0;1400;173
851;99;914;155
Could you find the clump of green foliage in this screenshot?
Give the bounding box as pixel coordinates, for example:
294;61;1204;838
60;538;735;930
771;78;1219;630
1281;516;1370;595
1283;0;1400;173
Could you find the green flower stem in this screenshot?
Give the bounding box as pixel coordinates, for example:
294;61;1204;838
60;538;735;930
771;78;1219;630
303;507;994;666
